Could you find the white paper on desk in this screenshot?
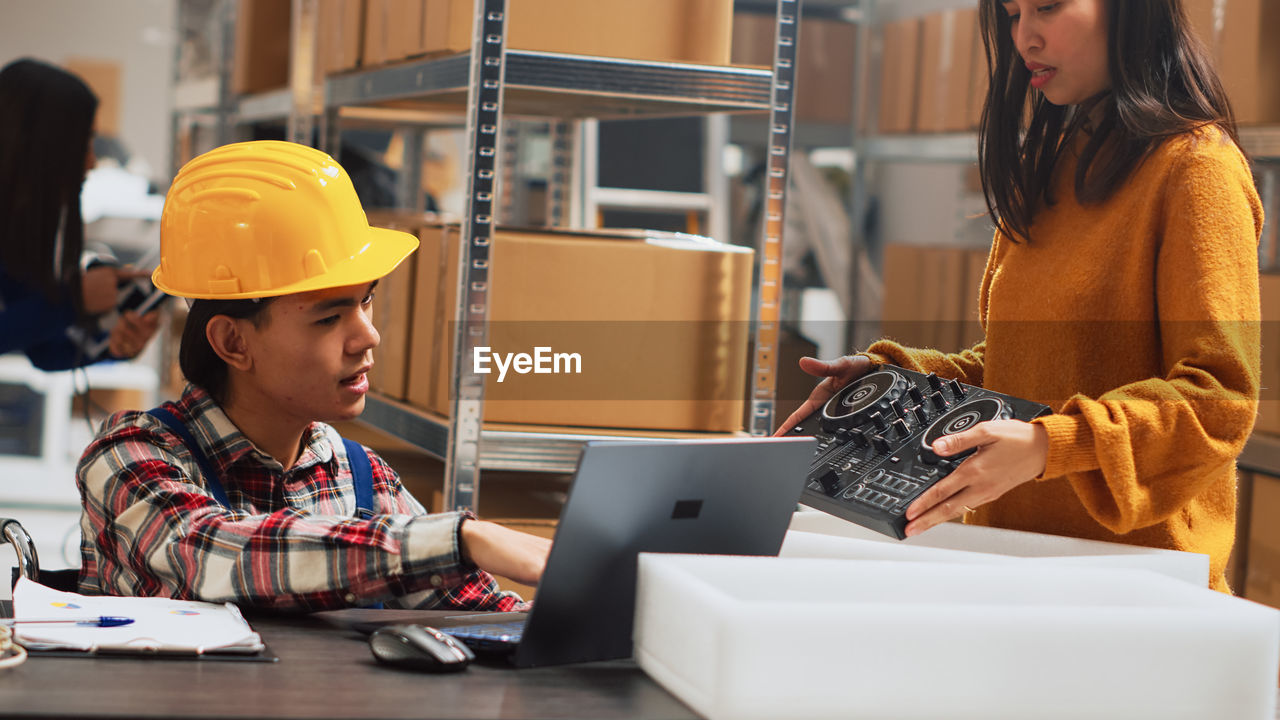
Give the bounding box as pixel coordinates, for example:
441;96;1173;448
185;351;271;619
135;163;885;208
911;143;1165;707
11;577;264;655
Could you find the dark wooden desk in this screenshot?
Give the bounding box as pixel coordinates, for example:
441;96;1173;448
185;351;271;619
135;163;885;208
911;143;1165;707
0;607;698;720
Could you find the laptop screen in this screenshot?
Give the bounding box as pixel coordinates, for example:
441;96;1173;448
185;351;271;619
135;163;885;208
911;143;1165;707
512;436;814;667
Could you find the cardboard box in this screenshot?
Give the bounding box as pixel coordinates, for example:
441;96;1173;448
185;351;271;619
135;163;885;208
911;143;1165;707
960;246;989;349
362;0;392;68
916;9;978;133
881;243;971;352
368;252;416;400
366;211;438;400
422;0;733;66
72;388;148;420
408;225;754;432
635;554;1279;720
377;0;423;61
1247;473;1280;609
1258;273;1280;436
1184;0;1280;125
63;59;121;138
320;0;365;74
878;18;922;133
232;0;292;94
731;14;858;125
966;19;989;130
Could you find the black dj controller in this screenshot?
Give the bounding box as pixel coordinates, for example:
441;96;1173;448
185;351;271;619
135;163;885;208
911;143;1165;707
787;363;1051;539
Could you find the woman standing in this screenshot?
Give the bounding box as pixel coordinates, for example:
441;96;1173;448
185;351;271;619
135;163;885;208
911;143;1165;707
779;0;1261;592
0;58;158;369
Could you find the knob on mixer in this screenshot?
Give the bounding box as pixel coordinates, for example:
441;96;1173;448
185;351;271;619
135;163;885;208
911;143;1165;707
891;418;910;439
929;390;947;411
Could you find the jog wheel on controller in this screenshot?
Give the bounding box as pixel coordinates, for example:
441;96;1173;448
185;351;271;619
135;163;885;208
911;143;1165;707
918;397;1013;465
820;370;908;433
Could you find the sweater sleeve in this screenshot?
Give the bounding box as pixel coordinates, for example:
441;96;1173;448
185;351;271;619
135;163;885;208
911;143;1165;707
0;276;110;370
861;341;986;387
1033;142;1263;534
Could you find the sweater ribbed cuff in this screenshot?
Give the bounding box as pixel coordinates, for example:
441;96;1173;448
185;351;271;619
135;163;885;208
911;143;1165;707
1032;414;1100;479
857;351;891;367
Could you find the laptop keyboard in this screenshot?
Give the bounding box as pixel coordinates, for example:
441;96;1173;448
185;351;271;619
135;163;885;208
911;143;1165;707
444;620;526;653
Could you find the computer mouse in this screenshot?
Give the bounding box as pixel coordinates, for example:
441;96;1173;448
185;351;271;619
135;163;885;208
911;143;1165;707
369;624;475;673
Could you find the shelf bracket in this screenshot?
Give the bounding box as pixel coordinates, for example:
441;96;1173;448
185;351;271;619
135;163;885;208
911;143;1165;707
444;0;509;512
749;0;802;436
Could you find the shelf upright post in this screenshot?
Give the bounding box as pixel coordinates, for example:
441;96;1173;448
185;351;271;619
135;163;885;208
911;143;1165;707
704;114;730;243
287;0;321;145
396;129;427;212
847;0;879;351
443;0;509;512
1260;162;1278;271
214;0;237;148
498;120;532;223
546;120;577;227
747;0;802;437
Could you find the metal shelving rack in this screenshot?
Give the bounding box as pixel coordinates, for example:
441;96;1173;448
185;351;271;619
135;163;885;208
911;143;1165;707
171;0;800;505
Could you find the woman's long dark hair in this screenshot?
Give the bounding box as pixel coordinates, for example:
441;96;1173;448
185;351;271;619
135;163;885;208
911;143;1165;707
0;58;98;309
978;0;1238;243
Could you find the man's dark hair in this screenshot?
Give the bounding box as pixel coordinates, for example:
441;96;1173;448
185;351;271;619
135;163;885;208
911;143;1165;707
179;298;276;405
0;58;98;311
978;0;1238;243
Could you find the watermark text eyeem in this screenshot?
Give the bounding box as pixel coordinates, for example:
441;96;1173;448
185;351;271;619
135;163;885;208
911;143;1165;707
473;346;583;382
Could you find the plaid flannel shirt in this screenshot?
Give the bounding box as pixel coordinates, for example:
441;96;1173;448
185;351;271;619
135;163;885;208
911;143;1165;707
76;384;523;612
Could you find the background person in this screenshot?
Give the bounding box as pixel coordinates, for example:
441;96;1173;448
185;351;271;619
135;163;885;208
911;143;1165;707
77;141;549;610
778;0;1261;593
0;58;159;368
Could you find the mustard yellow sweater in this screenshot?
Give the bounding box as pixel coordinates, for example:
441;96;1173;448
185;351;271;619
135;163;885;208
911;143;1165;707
865;126;1262;592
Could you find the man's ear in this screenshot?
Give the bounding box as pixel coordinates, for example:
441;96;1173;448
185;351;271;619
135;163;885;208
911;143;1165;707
206;315;253;371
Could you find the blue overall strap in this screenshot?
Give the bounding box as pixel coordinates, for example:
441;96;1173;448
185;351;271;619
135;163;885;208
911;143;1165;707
342;438;376;520
146;407;234;509
342;438;384;608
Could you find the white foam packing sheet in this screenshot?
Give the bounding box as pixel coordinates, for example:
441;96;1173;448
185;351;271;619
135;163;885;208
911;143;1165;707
787;507;1210;586
633;554;1280;720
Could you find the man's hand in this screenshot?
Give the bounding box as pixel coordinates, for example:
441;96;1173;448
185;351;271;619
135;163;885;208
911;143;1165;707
773;355;876;436
459;519;552;587
903;419;1049;537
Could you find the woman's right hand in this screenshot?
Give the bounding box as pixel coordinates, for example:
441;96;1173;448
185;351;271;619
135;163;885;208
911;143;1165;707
82;265;155;316
773;354;877;436
81;265;120;315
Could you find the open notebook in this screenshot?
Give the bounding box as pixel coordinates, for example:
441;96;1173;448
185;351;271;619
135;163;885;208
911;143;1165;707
10;577;265;657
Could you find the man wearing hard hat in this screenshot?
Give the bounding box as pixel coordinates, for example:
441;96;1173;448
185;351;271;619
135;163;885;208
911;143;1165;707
74;141;550;610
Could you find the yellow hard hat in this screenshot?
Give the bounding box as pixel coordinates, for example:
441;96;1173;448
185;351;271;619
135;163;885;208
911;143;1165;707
154;140;418;300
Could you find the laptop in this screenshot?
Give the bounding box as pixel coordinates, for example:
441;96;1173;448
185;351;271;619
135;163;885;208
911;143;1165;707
431;436;814;668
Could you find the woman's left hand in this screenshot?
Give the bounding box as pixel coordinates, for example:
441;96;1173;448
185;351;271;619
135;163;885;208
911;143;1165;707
107;310;161;359
903;419;1049;537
